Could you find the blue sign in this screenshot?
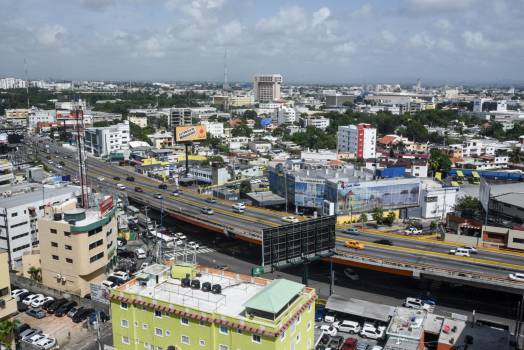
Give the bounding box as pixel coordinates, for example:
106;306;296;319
260;118;272;126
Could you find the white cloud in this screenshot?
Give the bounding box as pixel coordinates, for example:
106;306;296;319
165;0;225;23
409;32;435;49
137;36;165;58
434;19;452;32
334;41;356;54
437;38;455;51
79;0;116;11
37;25;66;46
462;30;488;49
312;7;331;27
380;30;397;46
352;4;372;17
406;0;474;13
256;6;307;33
216;20;243;44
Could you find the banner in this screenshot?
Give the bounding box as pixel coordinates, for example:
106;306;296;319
175;125;207;142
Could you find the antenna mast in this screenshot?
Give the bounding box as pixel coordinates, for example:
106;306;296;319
222;48;230;91
74;103;88;208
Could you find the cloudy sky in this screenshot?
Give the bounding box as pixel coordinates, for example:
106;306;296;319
1;0;523;84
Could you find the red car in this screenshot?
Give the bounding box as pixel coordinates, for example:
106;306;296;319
341;337;358;350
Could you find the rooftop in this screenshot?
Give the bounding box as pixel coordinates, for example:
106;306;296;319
244;279;304;314
386;307;426;340
0;185;80;209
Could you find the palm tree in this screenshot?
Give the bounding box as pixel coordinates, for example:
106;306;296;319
0;319;19;349
28;266;42;282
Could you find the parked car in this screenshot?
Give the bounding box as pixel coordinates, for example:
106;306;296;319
15;323;31;339
324;310;336;323
72;308;94;323
26;308;47;319
206;198;217;204
11;289;28;299
97;176;105;181
341;337;358;350
344;240;364;249
16;291;30;302
35;336;57;350
188;241;199;250
102;280;116;288
357;342;370;350
19;327;41;341
374;239;393;246
55;301;77;317
32;296;54;308
281;216;299;223
403;297;431;311
135;248;147;259
201;207;214;215
112;271;130;281
67;306;83;318
134;186;143;192
42;298;56;310
334;320;361;334
107;276;125;286
26;333;47;345
360;323;386;340
404;227;422;235
320;324;338;336
342;227;360;235
126;176;135;182
23;294;43;306
327;335;345;349
47;299;68;314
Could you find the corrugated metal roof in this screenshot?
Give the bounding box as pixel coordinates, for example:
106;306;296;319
244;279;304;314
326;294;394;322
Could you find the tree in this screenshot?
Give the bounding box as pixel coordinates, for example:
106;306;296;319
239;180;251;197
358;213;368;226
428;149;452;176
232;125;252;137
454;196;481;212
0;319;19;349
385;212;396;226
242;110;257;120
28;266;42;282
372;207;384;224
510;148;523;164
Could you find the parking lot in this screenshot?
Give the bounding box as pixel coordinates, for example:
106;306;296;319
315;318;385;350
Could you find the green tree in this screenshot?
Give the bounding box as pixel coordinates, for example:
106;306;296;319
28;266;42;282
232;125;252;137
0;319;19;349
385;212;396;226
239;180;251;197
454;196;481;212
242;110;257;120
428;149;452;176
372;207;384;224
358;213;368;226
510;148;523;164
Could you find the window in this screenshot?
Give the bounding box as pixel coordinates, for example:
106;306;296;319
52;255;59;260
11;212;18;217
199;320;206;326
307;321;311;330
308;304;312;312
121;302;128;309
50;228;56;234
181;317;189;326
154;309;162;318
121;336;129;345
64;231;71;237
89;239;103;250
218;345;228;350
66;258;73;263
165;330;171;336
11;221;28;228
297;314;301;324
51;242;58;247
12;232;29;240
252;334;261;344
296;332;301;343
142;323;148;330
199;340;206;347
219;325;229;335
514;238;524;244
291;321;296;333
154;328;163;337
181;335;190;345
65;245;72;250
280;331;286;341
90;252;104;263
121;319;129;328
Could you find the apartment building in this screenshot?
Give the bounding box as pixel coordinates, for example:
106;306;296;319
27;108;56;130
0;186;80;269
301;116;330;130
169;108;193;127
0;77;27;89
254;74;283;102
148;131;173;149
0;160;14;187
84;120;130;157
111;264;316;350
272;106;296;125
0;250;17;320
5;108;30;126
39;196;117;297
337;123;376;159
201;121;224;138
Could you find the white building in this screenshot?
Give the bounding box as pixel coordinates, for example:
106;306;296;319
303;116;330;130
0;186;80;268
128;115;148;128
84;120;130;157
253;74;282;102
249;141;272;154
273;106;296;125
0;78;27;89
27;108;56;129
419;180;458;219
201;121;224;138
337;123;376;159
462;140;496;157
5;109;30;126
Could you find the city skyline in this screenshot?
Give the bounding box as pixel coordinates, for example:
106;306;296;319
0;0;523;84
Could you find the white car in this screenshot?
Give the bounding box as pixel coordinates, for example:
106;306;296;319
11;289;28;298
334;320;361;334
31;296;53;308
56;165;63;169
461;246;478;254
188;241;199;250
116;184;126;190
509;273;524;282
320;324;338;336
175;232;187;240
233;202;246;210
140;262;150;270
111;271;129;281
404;227;422;235
23;294;43;306
360;323;386;340
35;336;57;350
281;216;299;223
135;248;147;259
324;311;336;323
102;280;115;288
403;297;431;311
175;240;184;246
27;333;47;345
449;248;470;257
97;176;105;181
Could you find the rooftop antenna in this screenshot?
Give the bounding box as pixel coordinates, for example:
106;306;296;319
222;48;230;92
73;103;88;208
24;58;30;109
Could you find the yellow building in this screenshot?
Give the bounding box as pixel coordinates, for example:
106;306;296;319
39;197;118;297
0;250;17;320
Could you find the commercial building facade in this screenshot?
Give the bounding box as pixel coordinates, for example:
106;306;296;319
111;264;316;350
254;74;283;102
337;123;376;159
84;120;130;157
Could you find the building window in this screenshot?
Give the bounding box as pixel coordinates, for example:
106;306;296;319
297;314;301;324
65;245;72;250
291;321;296;333
66;258;73;263
219;325;228;335
296;332;301;343
90;252;104;263
64;231;71;237
121;319;129;328
154;309;162;318
181;335;190;345
181;317;189;326
513;238;524;244
52;255;59;260
121;336;129;345
89;239;103;250
165;330;171;336
252;334;261;344
142;323;148;330
199;320;206;326
237;329;242;334
199;340;206;347
218;345;228;350
11;212;17;217
154;328;163;337
51;242;58;247
50;228;56;234
121;302;128;309
280;331;286;341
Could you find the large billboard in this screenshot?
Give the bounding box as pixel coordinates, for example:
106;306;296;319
175;125;207;142
262;216;336;272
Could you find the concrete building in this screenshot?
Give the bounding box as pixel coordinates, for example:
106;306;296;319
419;180;458;219
169;108;193;127
0;186;80;269
148;131;174;149
0;160;14;188
128;115;148;128
272;106;296;125
84;120;130;158
254;74;283;102
337;123;376;159
0;77;27;89
5;108;30;126
201;121;224;138
249;140;272;154
301;115;330;130
110;264;316;350
325;94;355;107
0;250;17;320
27;108;56;130
39;196;117;297
188;165;230;185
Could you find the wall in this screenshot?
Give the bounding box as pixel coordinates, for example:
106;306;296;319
0;251;17;319
443;233;482;246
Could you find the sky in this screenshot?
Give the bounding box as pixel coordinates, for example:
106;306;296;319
1;0;524;85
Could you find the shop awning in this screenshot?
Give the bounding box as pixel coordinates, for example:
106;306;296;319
456;170;464;178
451;181;460;187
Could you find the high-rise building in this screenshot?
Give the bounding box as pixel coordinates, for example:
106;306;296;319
254;74;283;102
39;196;117;297
337;123;376;159
110;264;317;350
84;120;130;157
272;106;296;125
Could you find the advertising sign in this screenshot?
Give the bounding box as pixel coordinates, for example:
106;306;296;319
175;125;207;142
99;196;114;216
90;283;110;305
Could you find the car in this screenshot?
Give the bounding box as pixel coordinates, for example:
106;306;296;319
11;288;28;298
417;295;437;306
35;336;57;350
15;291;30;302
135;186;143;192
509;272;524;282
360;323;386;340
320;324;338;336
344;240;364;249
371;346;383;350
334;320;361;334
172;189;181;196
319;333;331;345
175;232;187;240
324;310;336;323
42;298;56;310
47;299;68;314
67;306;83;318
19;327;41;341
341;337;358;350
97;176;105;181
126;176;135;182
32;296;54;308
135;248;147;259
102;280;116;288
26;333;47;345
206;198;217;204
72;308;94;323
357;342;370;350
154;193;163;199
188;241;199;250
56;165;63;169
343;268;359;281
374;239;393;246
26;308;47;319
23;294;43;305
112;271;130;281
201;207;214;215
233;202;246;210
215;264;229;271
342;227;360;235
403;297;431;311
281;216;299;223
158;184;168;190
113;176;120;180
449;248;470;257
404;227;423;235
140;262;150;270
15;323;31;339
327;335;345;349
55;301;77;317
116;184;126;190
461;246;478;254
175;240;184;246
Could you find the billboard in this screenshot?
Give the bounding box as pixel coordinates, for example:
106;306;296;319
262;216;336;272
99;196;114;216
175;125;207;142
89;283;110;305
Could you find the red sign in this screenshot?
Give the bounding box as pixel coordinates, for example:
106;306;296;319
99;196;113;216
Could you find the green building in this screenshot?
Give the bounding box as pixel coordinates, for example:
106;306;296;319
110;264;317;350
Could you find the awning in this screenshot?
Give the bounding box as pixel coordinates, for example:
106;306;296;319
325;294;394;322
456;170;464;177
472;171;480;178
451;181;460;187
435;172;442;181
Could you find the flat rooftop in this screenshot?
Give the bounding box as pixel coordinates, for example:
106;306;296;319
386;307;426;341
0;185;79;209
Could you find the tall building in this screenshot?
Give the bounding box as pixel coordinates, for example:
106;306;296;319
111;264;316;350
39;195;117;297
84;120;130;157
0;186;80;269
337;123;376;159
169;108;193;127
0;160;14;188
5;109;30;126
0;250;17;320
0;77;27;90
273;106;296;125
254;74;283;102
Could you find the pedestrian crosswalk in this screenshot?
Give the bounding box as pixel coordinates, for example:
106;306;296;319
163;246;214;260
